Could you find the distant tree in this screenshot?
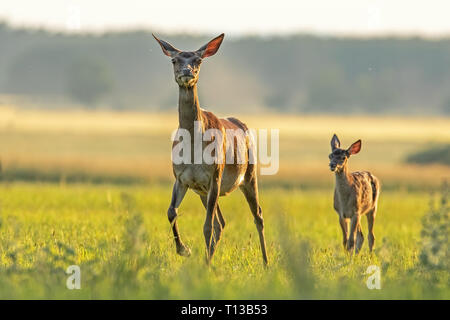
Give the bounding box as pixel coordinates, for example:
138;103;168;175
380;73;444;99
443;98;450;115
67;58;114;106
1;23;450;114
406;145;450;166
306;66;348;111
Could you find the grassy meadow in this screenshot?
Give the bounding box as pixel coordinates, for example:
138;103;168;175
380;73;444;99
0;106;449;299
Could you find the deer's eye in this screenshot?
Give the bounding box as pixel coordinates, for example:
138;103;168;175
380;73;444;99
171;58;177;64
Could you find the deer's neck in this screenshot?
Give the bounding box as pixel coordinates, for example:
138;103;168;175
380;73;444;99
178;85;203;131
335;165;352;193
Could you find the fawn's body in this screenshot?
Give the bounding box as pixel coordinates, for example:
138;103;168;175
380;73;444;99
153;33;268;265
329;134;380;254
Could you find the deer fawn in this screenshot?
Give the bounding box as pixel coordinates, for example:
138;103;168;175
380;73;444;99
153;33;268;265
329;134;380;254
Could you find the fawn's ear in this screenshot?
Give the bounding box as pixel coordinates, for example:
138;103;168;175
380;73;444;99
196;33;225;58
347;140;362;155
331;134;340;151
152;34;180;57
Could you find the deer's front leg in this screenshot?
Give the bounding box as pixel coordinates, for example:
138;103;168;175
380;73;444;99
347;214;360;254
168;180;190;257
203;171;222;264
339;217;349;249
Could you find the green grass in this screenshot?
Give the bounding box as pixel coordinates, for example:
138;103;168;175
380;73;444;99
0;110;448;299
0;182;448;299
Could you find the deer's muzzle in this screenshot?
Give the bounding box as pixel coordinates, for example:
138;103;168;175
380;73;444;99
329;163;337;171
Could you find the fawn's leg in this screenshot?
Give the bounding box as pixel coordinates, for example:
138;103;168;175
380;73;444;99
339;217;349;249
168;180;190;257
355;224;364;254
367;207;377;252
240;166;269;265
347;214;360;254
200;195;224;248
203;171;222;264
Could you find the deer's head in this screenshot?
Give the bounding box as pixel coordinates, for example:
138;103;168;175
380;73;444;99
329;134;361;172
153;33;224;88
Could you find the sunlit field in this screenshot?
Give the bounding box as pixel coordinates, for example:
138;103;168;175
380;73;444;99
1;107;449;188
0;106;448;299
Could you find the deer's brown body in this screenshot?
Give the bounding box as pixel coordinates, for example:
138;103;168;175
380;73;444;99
154;33;268;265
172;104;249;197
329;134;380;254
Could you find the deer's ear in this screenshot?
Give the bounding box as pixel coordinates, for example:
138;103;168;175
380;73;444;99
331;134;340;151
348;140;362;155
196;33;224;58
152;34;180;57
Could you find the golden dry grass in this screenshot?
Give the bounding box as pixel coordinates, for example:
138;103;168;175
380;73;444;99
0;106;449;187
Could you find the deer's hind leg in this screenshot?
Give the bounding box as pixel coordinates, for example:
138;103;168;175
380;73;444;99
355;224;364;254
240;166;269;265
168;180;191;257
367;207;377;252
200;195;225;252
203;171;222;264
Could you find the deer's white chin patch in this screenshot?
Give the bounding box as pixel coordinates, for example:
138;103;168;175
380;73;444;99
179;76;193;82
178;76;196;87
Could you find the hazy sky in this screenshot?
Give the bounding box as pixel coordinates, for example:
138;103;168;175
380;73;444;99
1;0;449;36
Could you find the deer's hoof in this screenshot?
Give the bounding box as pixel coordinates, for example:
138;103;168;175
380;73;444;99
346;245;355;256
177;245;191;257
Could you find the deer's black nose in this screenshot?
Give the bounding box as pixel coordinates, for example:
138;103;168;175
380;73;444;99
182;69;192;77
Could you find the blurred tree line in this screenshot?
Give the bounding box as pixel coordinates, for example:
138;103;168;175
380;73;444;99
1;22;450;115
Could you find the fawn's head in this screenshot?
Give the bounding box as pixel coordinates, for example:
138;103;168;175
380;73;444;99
153;33;224;88
329;134;361;172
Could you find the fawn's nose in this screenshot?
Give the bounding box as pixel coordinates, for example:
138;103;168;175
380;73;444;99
329;162;337;171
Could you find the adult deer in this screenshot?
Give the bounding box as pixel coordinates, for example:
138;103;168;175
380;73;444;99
153;33;268;265
329;134;380;254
